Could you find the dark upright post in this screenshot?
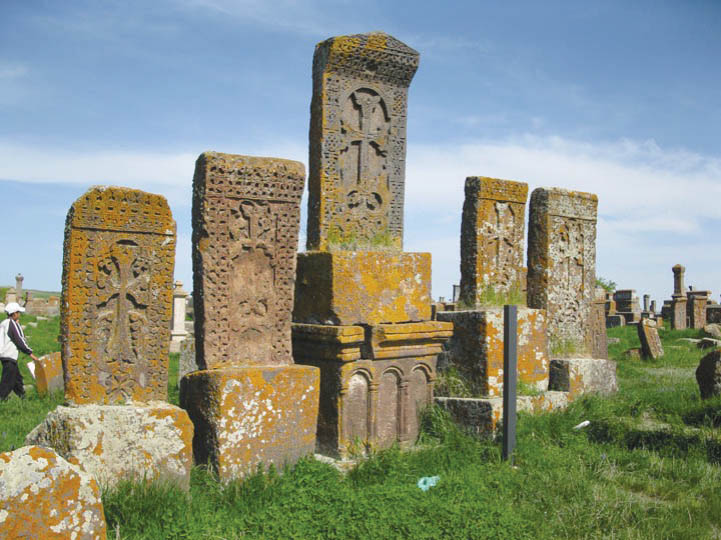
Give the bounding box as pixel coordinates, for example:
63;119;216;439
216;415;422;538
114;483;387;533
503;304;517;463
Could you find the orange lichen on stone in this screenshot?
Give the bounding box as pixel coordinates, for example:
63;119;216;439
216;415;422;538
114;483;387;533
294;251;432;325
61;186;176;405
35;351;63;395
180;365;320;481
367;321;453;359
0;445;106;540
292;323;365;362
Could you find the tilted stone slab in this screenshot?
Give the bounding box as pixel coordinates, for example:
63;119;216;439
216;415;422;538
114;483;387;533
180;365;319;481
307;32;419;252
697;350;721;399
35;351;64;395
26;402;194;490
0;445;107;539
294;251;432;325
527;188;598;356
459;176;528;306
192;152;304;369
549;357;617;398
637;318;664;359
62;186;176;404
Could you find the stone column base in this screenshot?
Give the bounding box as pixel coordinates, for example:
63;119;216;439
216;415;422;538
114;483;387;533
25;402;194;490
179;365;319;482
548;358;617;398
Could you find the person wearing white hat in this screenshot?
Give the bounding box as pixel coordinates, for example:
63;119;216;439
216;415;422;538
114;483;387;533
0;302;39;401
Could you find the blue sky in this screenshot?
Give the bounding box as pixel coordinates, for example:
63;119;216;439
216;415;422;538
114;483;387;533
2;0;720;306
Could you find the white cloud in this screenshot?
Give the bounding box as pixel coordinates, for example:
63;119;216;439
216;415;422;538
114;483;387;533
0;63;29;80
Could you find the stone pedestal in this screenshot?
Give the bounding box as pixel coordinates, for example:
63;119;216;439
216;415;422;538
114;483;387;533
292;321;450;457
294;251;432;325
35;351;64;395
26;402;194;490
436;308;549;397
180;365;319;481
548;358;617;398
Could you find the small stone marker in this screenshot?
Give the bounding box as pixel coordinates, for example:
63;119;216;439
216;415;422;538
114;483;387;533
61;186;176;405
0;445;107;539
459;177;528;307
35;351;64;395
696;350;721;399
637;318;664;359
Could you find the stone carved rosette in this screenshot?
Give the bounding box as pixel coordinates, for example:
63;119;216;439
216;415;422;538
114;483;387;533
192;152;304;369
308;32;420;251
61;186;176;405
527;188;598;356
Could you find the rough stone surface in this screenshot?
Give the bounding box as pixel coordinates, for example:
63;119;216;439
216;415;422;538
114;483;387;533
294;251;432;325
671;298;688;330
549;357;617;398
0;445;106;539
180;366;320;480
637;318;664;359
25;403;193;489
707;306;721;325
178;335;198;384
437;308;549;397
35;351;64;395
307;32;419;252
591;287;608;359
688;292;708;329
192;152;304;369
606;314;625;328
61;186;176;405
696;350;721;399
459;177;528;306
527;188;598;356
704;324;721;340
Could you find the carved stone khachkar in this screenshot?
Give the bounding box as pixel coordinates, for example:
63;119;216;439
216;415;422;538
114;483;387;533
459;177;528;306
61;186;176;404
637;318;664;359
687;290;710;329
293;33;449;458
527;188;598;356
591;287;608;360
181;152;319;480
33;186;194;490
671;264;687;330
307;31;419;252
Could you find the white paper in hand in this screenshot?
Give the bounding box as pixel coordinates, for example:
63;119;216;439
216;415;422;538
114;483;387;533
27;360;36;380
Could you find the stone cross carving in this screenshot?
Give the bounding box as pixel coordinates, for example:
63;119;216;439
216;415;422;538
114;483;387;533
307;32;419;251
62;186;176;405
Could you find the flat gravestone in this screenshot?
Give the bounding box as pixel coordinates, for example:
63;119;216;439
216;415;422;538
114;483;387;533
192;152;304;369
459;177;528;306
62;186;175;404
307;32;419;251
527;188;598;356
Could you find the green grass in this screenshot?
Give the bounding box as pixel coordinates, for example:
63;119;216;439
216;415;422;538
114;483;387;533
4;317;721;538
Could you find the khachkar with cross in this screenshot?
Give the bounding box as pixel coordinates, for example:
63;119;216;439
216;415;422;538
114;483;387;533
307;31;419;252
61;186;176;404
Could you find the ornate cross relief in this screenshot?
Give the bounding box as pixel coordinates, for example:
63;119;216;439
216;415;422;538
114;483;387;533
95;240;150;402
339;88;391;217
482;202;517;290
555;219;585;330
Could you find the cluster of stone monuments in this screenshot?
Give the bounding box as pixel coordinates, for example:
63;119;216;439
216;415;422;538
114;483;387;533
0;32;617;537
0;273;60;317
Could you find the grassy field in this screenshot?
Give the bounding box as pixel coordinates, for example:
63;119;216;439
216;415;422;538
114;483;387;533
2;316;721;538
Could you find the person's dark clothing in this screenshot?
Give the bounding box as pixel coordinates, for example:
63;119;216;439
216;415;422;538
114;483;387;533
0;318;31;400
0;358;24;400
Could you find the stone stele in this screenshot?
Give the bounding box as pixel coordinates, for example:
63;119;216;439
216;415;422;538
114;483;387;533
35;351;64;396
61;186;176;405
637;318;664;359
26;402;194;490
459;176;528;306
0;445;107;540
307;31;419;252
192;152;304;369
527;188;598;356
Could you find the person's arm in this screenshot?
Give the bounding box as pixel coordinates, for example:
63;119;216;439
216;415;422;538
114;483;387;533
8;319;38;361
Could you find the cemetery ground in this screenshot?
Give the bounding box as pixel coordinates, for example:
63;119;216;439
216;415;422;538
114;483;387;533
2;315;721;538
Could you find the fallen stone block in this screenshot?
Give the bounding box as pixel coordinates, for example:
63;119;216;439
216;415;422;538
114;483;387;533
697;350;721;399
35;351;64;395
0;445;106;539
25;402;193;489
548;358;617;398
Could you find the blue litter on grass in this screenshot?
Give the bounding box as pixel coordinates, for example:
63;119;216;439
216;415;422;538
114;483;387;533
417;476;440;491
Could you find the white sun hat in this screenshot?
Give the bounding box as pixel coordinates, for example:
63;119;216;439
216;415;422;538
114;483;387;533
4;302;25;315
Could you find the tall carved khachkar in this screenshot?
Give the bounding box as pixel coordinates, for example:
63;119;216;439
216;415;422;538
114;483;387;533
294;33;451;457
61;186;176;404
459;177;528;306
307;32;419;252
527;188;598;355
182;153;319;480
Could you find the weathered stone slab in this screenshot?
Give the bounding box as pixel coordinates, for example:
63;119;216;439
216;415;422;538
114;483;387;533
704;324;721;340
365;321;453;359
35;351;64;395
192;152;304;369
527;188;598;356
696;350;721;399
62;186;176;405
294;251;432;325
637;318;664;359
307;32;419;252
707;306;721;324
688;292;709;329
591;287;608;359
671;298;688;330
606;314;625;328
548;357;617;398
180;365;319;480
177;335;198;384
437;308;549;397
292;323;365;362
0;445;106;539
26;402;194;490
459;176;528;306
